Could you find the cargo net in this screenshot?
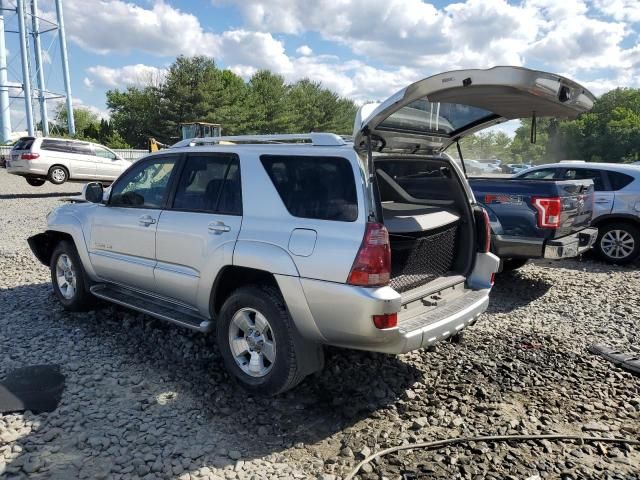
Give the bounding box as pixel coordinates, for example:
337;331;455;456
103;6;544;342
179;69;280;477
389;223;458;293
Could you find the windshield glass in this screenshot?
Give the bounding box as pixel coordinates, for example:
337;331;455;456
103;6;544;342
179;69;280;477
378;100;495;136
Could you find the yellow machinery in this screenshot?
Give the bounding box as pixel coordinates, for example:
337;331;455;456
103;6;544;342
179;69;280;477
148;122;223;152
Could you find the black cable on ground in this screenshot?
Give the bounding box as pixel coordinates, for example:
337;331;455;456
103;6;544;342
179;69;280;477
344;433;640;480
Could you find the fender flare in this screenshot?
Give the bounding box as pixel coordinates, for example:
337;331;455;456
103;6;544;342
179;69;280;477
232;240;299;276
44;210;97;279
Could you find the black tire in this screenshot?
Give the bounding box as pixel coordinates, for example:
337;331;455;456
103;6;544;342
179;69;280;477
50;240;95;311
26;177;46;187
501;258;529;272
217;285;308;395
595;222;640;265
48;165;68;185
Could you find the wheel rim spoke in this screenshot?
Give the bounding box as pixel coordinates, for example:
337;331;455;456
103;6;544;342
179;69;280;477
262;340;276;363
254;312;269;334
230;337;249;357
232;310;253;333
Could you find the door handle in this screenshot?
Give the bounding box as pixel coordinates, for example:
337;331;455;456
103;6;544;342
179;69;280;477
208;221;231;233
594;199;610;204
138;215;156;226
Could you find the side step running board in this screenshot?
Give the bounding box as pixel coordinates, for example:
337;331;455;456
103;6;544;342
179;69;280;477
90;284;212;333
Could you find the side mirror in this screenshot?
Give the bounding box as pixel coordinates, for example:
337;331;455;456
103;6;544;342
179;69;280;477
83;182;104;203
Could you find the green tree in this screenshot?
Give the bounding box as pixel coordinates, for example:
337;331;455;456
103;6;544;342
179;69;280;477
246;70;291;133
107;86;163;148
53;103;101;139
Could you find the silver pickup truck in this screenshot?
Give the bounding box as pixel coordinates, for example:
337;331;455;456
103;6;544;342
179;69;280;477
28;66;594;394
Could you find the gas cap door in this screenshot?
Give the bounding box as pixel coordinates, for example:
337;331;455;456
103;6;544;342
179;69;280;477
288;229;317;257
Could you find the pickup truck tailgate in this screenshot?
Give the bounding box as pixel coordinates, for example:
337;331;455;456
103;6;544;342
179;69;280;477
554;180;594;238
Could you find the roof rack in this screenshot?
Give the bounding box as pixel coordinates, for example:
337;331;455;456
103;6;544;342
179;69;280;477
171;133;347;149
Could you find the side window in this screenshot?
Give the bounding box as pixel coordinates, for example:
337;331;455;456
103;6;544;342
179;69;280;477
72;142;94;155
519;168;559;180
41;139;72;153
260;155;358;222
563;168;605;191
110;157;177;208
94;146;116;160
607;171;635;191
172;154;241;214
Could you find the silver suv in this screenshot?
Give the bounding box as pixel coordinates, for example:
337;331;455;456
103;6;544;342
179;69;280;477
6;136;131;186
28;66;593;394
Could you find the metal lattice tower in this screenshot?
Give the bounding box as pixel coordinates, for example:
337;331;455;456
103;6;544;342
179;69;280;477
0;0;74;143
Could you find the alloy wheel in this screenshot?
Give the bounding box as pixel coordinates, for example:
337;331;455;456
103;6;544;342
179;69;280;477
601;229;635;260
51;168;66;183
228;307;276;378
55;254;76;299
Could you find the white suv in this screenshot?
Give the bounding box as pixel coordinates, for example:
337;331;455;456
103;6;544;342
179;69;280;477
27;67;594;394
6;136;131;186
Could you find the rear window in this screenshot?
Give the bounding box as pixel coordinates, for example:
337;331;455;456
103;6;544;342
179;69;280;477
41;139;72;153
12;137;34;150
379;100;495;136
520;168;559;180
260;155;358;222
608;171;635;191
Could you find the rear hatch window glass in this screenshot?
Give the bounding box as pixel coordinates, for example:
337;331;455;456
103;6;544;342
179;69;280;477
12;137;35;151
261;155;358;222
378;100;495;136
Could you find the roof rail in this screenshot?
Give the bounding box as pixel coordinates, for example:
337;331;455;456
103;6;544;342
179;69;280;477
171;133;347;148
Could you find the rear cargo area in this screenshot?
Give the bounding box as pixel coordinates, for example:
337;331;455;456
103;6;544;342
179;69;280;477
375;157;474;294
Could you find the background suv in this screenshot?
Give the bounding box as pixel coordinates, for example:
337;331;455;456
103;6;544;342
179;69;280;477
6;136;131;186
516;162;640;264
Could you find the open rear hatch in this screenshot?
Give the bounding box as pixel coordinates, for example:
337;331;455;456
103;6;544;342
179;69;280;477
354;66;595;156
353;66;595;295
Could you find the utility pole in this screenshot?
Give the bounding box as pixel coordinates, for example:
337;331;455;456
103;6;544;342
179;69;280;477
55;0;74;135
17;0;34;136
0;0;11;142
31;0;48;136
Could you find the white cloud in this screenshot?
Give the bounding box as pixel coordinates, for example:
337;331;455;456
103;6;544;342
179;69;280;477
296;45;313;56
594;0;640;22
46;0;221;57
83;78;94;90
86;64;167;89
216;0;639;90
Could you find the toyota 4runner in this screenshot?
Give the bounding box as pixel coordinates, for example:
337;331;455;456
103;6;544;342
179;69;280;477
28;67;594;394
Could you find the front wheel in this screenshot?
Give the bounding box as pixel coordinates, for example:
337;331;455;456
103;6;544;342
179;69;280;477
48;166;68;185
50;241;95;311
217;285;307;395
26;177;46;187
595;222;640;265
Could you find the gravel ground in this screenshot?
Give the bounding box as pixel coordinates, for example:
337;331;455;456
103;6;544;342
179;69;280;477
1;168;639;480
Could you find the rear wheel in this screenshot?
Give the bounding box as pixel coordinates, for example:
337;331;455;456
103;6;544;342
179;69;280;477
595;222;640;265
48;166;68;185
217;285;308;395
26;177;45;187
50;241;95;311
501;258;529;272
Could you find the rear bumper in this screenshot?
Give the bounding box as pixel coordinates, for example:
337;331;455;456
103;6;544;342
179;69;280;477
543;227;598;259
299;277;490;354
493;228;598;260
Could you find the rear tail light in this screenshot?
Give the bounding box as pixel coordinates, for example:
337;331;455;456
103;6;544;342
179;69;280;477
474;207;492;253
372;313;397;329
532;197;562;228
347;222;391;287
20;153;39;160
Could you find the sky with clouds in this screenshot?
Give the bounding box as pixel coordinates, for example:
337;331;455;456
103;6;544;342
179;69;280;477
2;0;639;134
